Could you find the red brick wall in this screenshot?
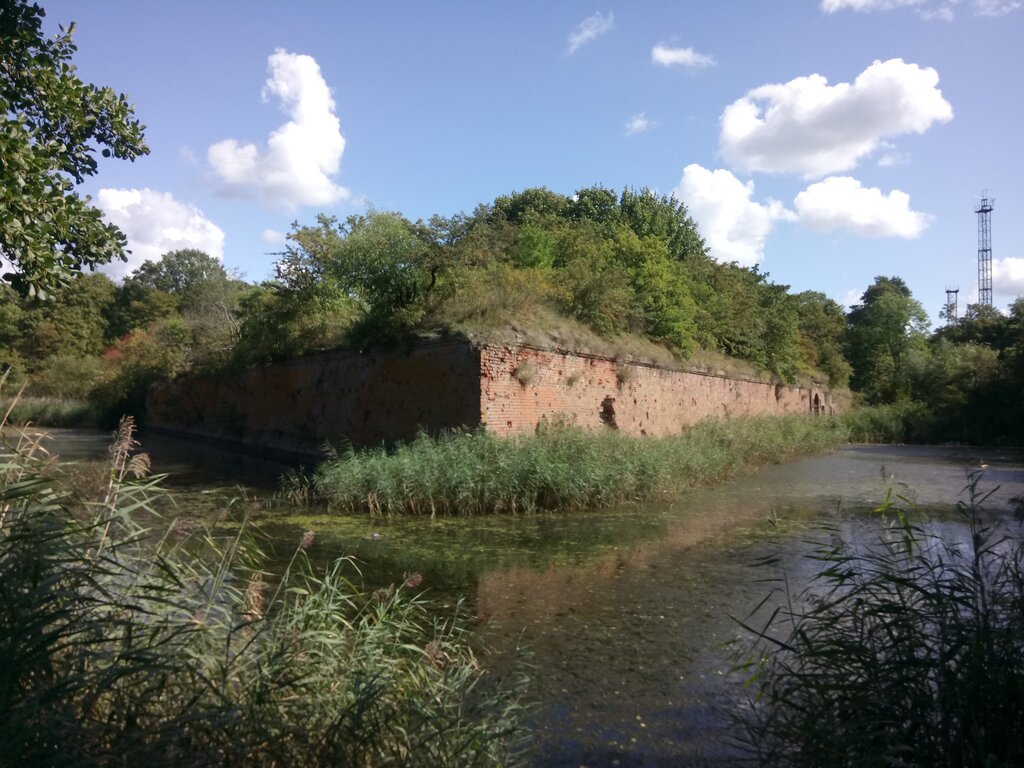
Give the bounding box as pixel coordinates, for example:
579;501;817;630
479;345;833;437
146;341;482;456
147;339;837;456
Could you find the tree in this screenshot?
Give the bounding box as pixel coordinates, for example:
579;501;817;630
846;276;929;403
0;0;149;297
125;250;246;370
792;291;851;386
127;249;232;309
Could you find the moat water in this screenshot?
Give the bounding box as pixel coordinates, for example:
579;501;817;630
30;428;1024;766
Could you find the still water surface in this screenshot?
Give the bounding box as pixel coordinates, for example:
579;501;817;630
32;428;1024;767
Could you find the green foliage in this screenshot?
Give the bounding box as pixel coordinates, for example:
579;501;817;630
25;352;104;399
0;0;148;298
314;416;848;516
735;480;1024;767
92;320;189;419
22;272;115;361
0;418;529;766
845;276;929;403
841;401;937;444
617;187;706;261
792;291;851;387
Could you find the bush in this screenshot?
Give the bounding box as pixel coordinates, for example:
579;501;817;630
0;418;527;766
734;479;1024;767
842;401;937;444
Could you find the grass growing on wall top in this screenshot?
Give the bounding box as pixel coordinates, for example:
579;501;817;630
314;415;849;516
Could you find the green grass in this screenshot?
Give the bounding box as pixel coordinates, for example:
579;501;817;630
0;418;528;766
314;416;850;516
1;395;103;427
733;479;1024;767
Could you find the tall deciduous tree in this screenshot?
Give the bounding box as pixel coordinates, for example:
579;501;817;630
846;276;929;403
0;0;148;297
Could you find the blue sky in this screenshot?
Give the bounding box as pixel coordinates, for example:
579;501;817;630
44;0;1024;321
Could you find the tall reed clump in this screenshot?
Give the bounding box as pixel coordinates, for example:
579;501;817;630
314;415;848;515
0;416;528;766
733;478;1024;767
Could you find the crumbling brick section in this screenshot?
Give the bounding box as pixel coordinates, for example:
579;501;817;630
478;344;834;437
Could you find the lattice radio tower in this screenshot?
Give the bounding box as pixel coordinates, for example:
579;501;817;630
945;286;959;326
976;192;994;307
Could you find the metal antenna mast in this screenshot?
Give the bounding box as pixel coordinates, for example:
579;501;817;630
975;192;994;307
945;287;959;325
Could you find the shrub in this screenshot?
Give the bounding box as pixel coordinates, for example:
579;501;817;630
0;418;527;766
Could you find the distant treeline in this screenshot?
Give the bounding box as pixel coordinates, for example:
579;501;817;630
1;185;1022;442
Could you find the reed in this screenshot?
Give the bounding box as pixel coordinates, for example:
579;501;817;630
1;395;103;427
0;416;527;766
733;477;1024;767
314;416;849;516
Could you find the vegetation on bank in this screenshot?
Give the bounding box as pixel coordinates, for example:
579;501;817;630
734;479;1024;767
313;416;848;516
0;418;528;766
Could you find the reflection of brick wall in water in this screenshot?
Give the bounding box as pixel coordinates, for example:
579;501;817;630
146;339;838;456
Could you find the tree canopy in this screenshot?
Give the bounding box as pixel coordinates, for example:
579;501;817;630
0;0;148;298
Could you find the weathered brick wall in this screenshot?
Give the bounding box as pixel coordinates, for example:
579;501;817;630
479;345;833;437
147;339;838;457
146;341;482;457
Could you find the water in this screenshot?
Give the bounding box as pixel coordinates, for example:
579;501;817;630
22;427;1024;766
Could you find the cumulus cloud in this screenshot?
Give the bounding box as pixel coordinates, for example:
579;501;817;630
794;176;932;238
625;113;654;136
261;228;287;244
821;0;924;11
96;188;226;280
567;11;613;54
719;58;953;178
208;49;348;210
651;44;715;68
673;164;795;267
993;258;1024;296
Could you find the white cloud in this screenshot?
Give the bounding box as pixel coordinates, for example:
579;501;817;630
673;164;795;267
794;176;932;238
841;288;865;310
824;0;1018;15
651;44;716;68
261;228;286;244
96;188;226;280
821;0;924;11
208;49;348;210
919;3;957;19
625;113;654;136
877;141;910;166
719;58;953;178
567;12;613;55
993;258;1024;296
975;0;1021;14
